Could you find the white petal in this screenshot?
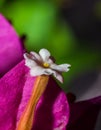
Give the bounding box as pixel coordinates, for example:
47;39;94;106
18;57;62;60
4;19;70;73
47;58;54;64
30;66;45;76
51;63;71;72
30;51;42;62
44;69;63;83
24;53;37;69
24;53;32;60
43;68;54;75
53;71;63;83
39;48;51;62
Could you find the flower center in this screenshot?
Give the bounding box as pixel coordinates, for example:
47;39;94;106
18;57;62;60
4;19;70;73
43;62;50;68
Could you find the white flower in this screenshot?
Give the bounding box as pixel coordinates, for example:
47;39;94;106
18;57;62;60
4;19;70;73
24;48;71;83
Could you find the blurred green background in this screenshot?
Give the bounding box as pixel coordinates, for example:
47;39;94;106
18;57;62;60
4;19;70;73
0;0;101;91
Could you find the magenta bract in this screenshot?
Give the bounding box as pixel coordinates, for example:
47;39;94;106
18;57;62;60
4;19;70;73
67;96;101;130
0;14;23;77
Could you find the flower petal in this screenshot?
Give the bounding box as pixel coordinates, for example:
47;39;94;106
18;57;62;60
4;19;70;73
44;69;63;83
39;48;51;62
53;71;63;83
51;63;71;72
30;66;45;76
0;61;28;130
47;58;54;65
0;14;23;77
67;96;101;130
24;53;37;69
30;51;42;62
33;77;69;130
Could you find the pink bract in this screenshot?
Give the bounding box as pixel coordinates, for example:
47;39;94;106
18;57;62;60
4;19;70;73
0;14;23;77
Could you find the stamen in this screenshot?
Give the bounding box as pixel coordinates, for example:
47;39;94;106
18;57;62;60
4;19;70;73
43;62;50;68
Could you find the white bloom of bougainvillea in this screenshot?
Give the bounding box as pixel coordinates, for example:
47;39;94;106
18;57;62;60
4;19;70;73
24;48;71;83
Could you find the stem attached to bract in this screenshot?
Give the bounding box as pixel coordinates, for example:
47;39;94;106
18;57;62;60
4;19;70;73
16;75;49;130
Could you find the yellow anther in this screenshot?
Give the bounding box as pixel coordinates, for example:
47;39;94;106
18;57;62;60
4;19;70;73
43;62;50;68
